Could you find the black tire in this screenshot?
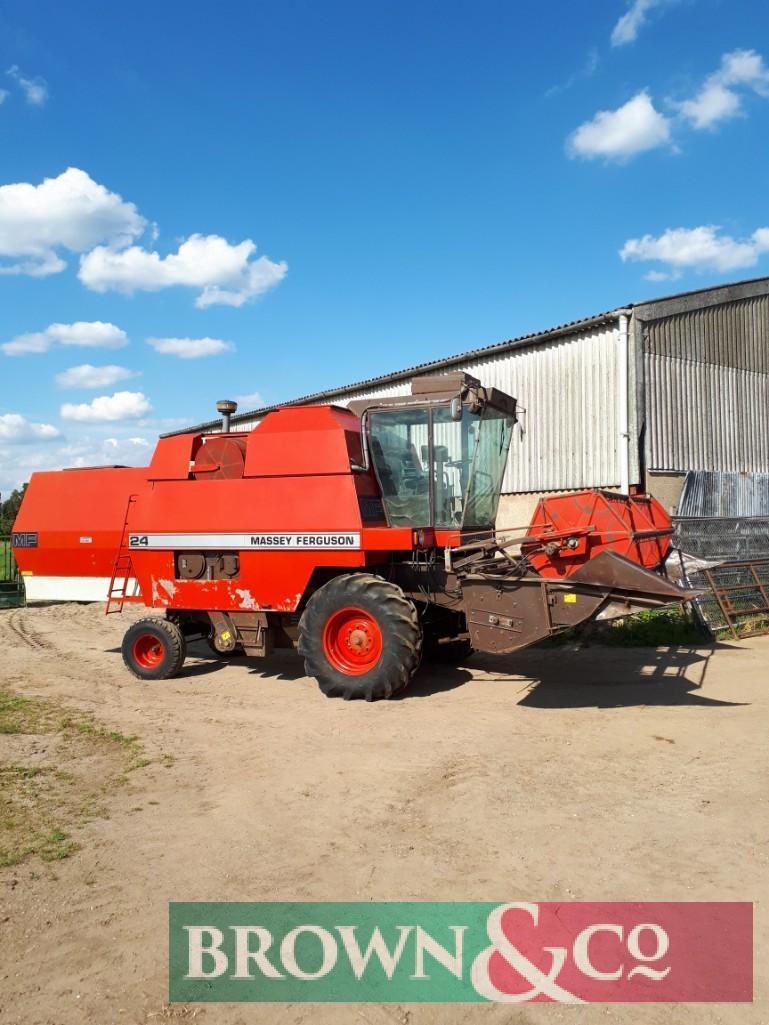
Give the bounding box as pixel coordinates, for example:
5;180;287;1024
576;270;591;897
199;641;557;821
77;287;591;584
298;574;422;700
121;617;186;680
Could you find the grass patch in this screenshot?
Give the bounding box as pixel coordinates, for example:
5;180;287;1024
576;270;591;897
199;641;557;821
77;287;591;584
60;716;144;766
0;687;147;868
0;689;62;734
0;765;81;866
539;606;708;648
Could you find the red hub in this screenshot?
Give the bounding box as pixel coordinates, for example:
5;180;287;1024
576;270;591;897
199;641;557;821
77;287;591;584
132;633;165;670
322;607;383;675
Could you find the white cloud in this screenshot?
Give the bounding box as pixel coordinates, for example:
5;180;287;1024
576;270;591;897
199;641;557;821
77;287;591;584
234;391;265;407
79;233;288;308
146;336;234;359
0;166;287;310
567;90;671;161
6;65;48;106
0;89;9;104
620;224;769;274
0;435;153;492
0;167;145;277
611;0;675;47
0;167;287;304
674;49;769;130
570;49;769;166
2;321;128;356
0;413;60;443
676;82;741;129
56;364;140;389
60;391;152;423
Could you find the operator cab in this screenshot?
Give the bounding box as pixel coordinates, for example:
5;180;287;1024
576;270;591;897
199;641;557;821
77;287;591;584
350;373;517;530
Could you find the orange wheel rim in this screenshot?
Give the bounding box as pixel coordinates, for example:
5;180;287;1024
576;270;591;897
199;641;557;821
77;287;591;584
322;606;383;675
133;634;164;669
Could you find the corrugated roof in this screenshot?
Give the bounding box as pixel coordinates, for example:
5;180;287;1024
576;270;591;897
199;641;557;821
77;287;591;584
168;273;769;437
633;272;769;312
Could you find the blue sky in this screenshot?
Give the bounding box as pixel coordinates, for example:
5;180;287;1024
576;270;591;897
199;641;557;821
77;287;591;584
1;0;768;491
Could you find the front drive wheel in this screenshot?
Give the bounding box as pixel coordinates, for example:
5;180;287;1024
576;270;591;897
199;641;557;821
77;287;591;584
121;618;187;680
298;575;422;700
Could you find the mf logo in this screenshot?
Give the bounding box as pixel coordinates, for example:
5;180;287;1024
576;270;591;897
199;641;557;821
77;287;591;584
169;901;752;1004
11;532;38;548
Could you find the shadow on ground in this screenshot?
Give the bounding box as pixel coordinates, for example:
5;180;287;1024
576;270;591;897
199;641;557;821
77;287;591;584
134;639;747;708
465;643;746;709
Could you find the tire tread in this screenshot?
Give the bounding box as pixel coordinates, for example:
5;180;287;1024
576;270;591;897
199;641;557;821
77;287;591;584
298;574;421;700
122;617;186;680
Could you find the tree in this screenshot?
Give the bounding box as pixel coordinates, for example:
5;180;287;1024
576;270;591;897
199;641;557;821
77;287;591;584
0;485;28;534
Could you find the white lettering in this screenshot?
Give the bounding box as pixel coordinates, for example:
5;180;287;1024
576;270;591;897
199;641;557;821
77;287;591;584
336;926;413;980
280;925;338;980
410;926;465;980
230;926;285;979
627;924;671;980
184;926;228;979
572;924;624;981
471;903;584;1004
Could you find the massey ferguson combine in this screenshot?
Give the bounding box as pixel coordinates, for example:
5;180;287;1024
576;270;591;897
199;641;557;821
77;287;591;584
12;372;692;700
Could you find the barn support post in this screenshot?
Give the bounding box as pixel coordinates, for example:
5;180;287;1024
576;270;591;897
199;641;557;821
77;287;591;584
617;311;631;494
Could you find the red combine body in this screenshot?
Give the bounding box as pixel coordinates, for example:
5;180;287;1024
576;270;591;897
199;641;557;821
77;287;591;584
13;372;692;700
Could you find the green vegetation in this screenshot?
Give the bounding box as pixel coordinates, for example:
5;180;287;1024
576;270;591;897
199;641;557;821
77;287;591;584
539;605;708;648
0;485;26;534
0;687;147;868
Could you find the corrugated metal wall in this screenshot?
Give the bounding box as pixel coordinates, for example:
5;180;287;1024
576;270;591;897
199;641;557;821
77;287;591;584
232;325;622;492
644;294;769;472
677;471;769;517
454;325;621;492
234;325;622;493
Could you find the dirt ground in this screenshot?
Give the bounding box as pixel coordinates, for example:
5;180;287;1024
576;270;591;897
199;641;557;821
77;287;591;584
0;601;766;1025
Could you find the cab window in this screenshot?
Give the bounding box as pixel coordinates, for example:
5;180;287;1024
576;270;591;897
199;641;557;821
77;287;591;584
368;409;430;526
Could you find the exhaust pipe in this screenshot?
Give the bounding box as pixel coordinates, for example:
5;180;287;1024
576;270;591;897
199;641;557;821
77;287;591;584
216;399;238;433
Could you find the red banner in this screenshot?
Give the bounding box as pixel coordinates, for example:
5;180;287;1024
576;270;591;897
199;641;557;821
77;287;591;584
481;902;753;1003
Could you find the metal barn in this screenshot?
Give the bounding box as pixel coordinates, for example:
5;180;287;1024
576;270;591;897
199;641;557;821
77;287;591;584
180;275;769;540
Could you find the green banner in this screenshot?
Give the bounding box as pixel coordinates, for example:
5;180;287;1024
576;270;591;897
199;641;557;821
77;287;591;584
170;902;491;1003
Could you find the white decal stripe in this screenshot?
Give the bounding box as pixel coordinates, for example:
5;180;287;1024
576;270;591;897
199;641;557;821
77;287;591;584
23;575;139;603
127;532;361;551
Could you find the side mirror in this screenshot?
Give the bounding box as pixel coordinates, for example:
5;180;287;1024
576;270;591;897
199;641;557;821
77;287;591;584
450;396;462;422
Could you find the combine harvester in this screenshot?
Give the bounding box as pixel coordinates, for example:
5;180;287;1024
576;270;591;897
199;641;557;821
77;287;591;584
12;373;692;700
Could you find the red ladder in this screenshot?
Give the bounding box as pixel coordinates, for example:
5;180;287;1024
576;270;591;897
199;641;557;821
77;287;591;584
106;495;143;614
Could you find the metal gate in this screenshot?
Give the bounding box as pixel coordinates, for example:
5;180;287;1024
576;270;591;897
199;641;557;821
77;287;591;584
672;516;769;638
688;560;769;639
0;535;24;608
671;471;769;639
